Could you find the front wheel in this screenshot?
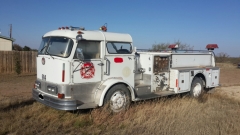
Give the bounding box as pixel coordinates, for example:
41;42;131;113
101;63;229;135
104;84;131;113
190;77;204;97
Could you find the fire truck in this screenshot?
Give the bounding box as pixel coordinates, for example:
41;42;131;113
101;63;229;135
32;26;220;112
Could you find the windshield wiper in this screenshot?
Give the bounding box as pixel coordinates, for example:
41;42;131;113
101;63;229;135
45;51;54;59
40;45;47;53
39;46;54;59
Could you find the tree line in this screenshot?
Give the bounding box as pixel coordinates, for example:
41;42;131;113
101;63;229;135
13;44;37;51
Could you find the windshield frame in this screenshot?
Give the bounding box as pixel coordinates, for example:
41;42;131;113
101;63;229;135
38;36;74;58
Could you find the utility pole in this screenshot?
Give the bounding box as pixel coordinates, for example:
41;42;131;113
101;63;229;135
10;24;12;38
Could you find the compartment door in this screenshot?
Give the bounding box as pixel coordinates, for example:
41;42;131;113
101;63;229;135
211;69;220;86
178;72;190;91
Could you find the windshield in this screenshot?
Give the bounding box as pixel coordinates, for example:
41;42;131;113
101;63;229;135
38;37;74;58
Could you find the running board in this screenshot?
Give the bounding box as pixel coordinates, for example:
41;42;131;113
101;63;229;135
134;91;176;101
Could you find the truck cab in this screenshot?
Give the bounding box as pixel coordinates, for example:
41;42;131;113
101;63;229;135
33;26;135;111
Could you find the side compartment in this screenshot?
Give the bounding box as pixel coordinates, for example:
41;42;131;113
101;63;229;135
178;71;190;91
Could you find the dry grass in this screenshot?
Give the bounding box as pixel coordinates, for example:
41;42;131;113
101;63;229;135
1;64;240;135
1;93;240;135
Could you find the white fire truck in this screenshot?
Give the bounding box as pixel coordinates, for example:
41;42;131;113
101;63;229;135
32;26;220;112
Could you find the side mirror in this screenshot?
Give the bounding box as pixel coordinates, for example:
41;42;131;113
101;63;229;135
76;48;84;61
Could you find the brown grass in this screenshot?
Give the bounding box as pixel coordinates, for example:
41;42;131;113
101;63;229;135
1;93;240;135
1;64;240;135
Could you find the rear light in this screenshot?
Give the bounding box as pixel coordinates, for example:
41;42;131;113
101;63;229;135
58;93;64;99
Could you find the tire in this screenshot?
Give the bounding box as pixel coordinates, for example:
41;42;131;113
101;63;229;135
190;77;204;97
104;84;131;113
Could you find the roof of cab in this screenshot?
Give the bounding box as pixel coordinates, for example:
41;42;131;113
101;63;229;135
43;29;133;43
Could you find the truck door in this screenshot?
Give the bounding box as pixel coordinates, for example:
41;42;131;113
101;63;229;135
72;41;102;83
103;42;135;87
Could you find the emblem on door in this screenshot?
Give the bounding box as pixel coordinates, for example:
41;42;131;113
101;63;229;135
80;62;95;79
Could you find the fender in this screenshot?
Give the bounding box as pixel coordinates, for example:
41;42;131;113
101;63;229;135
192;71;207;87
94;78;136;107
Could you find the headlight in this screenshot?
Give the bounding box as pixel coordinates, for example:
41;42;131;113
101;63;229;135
35;81;41;89
47;86;58;94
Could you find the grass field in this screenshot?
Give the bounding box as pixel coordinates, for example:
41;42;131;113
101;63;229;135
0;63;240;135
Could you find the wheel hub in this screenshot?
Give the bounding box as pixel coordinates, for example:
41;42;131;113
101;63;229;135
193;83;202;97
110;91;126;110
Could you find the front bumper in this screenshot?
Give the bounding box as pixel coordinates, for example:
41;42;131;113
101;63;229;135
32;88;77;110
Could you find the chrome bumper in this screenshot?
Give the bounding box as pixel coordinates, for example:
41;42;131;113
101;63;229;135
32;88;78;110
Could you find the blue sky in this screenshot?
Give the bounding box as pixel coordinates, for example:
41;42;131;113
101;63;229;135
0;0;239;56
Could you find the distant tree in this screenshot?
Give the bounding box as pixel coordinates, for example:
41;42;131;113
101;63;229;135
31;49;38;52
151;40;194;51
13;44;23;51
174;40;194;50
215;52;229;63
22;46;31;51
152;43;169;50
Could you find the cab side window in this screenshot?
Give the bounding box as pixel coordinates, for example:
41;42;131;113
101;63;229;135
74;41;100;59
106;42;132;54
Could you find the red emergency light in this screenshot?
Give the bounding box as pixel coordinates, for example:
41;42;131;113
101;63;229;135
168;44;179;49
206;44;218;50
100;26;107;32
77;31;83;34
100;23;107;32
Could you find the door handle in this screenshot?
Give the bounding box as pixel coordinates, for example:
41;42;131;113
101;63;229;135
98;63;104;66
104;57;110;75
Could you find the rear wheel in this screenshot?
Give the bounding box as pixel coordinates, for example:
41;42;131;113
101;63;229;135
190;77;204;97
104;84;131;113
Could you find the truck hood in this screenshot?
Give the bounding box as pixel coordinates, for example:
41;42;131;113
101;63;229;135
36;56;71;84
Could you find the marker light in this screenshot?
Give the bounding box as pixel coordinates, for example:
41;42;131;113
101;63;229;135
114;57;123;63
